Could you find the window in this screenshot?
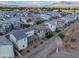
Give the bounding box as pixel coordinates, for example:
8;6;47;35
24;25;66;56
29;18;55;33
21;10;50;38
24;38;26;41
0;25;2;28
30;40;33;44
34;39;37;42
28;42;30;46
51;25;52;27
38;30;40;33
25;33;29;36
27;19;32;22
31;40;33;43
23;45;25;47
28;40;33;46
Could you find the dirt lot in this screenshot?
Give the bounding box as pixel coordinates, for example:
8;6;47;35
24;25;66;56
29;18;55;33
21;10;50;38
63;20;79;51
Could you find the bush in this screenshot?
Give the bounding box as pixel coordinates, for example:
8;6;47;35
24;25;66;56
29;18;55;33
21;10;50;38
34;46;37;48
71;38;76;42
55;28;61;33
45;32;53;39
59;32;65;39
27;50;30;53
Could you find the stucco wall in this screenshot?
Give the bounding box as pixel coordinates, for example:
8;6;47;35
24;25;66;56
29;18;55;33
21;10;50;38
16;37;28;50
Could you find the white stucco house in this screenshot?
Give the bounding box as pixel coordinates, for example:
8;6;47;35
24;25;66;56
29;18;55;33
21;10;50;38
9;27;38;51
44;21;57;32
0;36;14;58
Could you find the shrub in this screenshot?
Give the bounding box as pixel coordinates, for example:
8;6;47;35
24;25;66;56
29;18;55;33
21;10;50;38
55;28;61;33
59;32;65;39
27;50;30;53
45;32;53;39
71;38;76;42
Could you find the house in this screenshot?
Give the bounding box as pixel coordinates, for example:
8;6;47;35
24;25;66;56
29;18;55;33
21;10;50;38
44;20;57;32
20;17;34;25
10;18;22;29
9;27;38;51
64;14;77;24
0;20;12;34
0;36;14;58
52;11;61;17
27;12;34;19
47;11;61;18
34;24;51;38
40;14;51;21
57;18;66;27
20;12;35;25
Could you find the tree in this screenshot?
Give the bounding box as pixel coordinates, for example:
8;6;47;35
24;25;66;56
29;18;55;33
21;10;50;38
57;9;62;12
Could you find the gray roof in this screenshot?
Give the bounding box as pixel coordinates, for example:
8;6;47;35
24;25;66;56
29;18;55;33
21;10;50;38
10;27;34;41
34;23;50;32
0;36;12;45
22;27;34;33
12;30;27;41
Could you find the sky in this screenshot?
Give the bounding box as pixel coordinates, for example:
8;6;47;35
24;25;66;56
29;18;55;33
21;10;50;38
0;1;53;6
0;1;79;6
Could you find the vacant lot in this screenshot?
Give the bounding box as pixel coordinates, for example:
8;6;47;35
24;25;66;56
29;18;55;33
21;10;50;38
63;20;79;51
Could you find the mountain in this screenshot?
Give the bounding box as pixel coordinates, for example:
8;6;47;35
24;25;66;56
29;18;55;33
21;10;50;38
50;1;79;6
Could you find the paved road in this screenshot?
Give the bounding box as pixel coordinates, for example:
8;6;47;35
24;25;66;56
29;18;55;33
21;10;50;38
23;20;79;58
